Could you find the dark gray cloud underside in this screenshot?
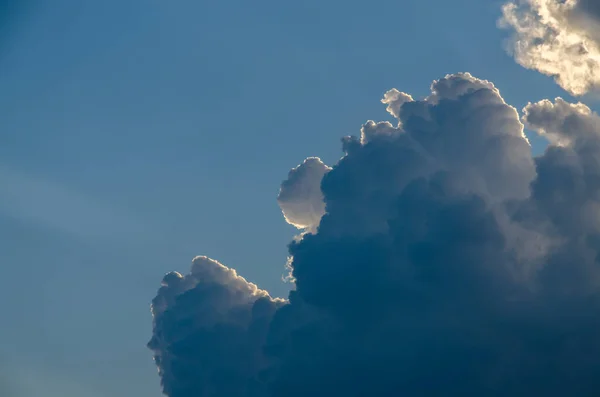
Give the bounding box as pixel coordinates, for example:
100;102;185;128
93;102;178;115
149;73;600;397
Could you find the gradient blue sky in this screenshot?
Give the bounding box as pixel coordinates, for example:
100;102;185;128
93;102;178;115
0;1;592;396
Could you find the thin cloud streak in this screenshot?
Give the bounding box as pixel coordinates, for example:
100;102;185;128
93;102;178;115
0;164;148;242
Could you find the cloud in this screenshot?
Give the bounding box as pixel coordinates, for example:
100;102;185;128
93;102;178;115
0;358;104;397
522;96;598;145
148;256;284;397
500;0;600;96
277;157;331;231
149;73;600;396
0;165;149;242
380;88;413;119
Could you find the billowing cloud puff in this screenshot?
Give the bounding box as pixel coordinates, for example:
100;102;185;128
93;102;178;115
500;0;600;96
523;97;597;145
380;88;414;119
148;256;284;397
149;73;600;396
277;157;331;231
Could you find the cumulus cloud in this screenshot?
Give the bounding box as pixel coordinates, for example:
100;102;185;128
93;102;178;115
380;88;414;119
500;0;600;96
277;157;331;231
522;96;598;145
148;256;284;397
149;73;600;396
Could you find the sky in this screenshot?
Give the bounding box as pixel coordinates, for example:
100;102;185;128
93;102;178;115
3;1;600;396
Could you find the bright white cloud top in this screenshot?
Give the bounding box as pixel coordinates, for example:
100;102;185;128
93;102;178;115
500;0;600;96
277;157;331;231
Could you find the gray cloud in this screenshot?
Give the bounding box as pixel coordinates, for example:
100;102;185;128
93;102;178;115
149;73;600;396
148;256;284;397
500;0;600;96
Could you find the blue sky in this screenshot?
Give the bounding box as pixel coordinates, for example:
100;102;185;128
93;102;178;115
1;1;595;396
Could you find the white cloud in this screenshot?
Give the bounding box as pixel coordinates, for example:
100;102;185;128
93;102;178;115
277;157;331;231
522;96;597;145
500;0;600;96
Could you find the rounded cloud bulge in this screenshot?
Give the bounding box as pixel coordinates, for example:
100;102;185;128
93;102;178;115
277;157;331;232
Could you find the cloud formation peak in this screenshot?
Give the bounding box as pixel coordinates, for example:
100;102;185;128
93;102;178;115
149;73;600;396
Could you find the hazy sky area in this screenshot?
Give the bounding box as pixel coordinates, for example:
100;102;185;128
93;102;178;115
3;1;600;396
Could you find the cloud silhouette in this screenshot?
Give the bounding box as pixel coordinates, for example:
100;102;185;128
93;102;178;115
500;0;600;96
148;256;284;397
149;73;600;396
